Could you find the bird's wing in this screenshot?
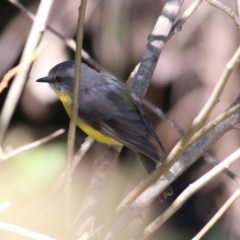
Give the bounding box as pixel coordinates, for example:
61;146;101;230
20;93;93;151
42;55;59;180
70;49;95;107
78;77;165;162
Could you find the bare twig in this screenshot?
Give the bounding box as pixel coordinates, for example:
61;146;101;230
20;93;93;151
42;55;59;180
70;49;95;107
8;0;111;75
203;152;240;184
0;129;64;162
190;104;240;145
0;0;53;146
132;149;240;240
143;99;185;135
0;221;58;240
0;43;43;94
192;189;240;240
168;0;203;39
144;99;240;184
64;0;88;233
205;0;240;28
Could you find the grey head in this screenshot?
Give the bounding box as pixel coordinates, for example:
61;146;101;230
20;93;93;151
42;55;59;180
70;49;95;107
36;60;100;95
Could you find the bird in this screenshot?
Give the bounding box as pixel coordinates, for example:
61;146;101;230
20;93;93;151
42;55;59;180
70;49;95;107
36;60;172;199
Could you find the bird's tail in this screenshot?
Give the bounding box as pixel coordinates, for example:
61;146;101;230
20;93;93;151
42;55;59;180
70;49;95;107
137;153;173;201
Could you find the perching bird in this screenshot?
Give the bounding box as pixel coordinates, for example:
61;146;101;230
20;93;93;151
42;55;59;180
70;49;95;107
37;60;172;199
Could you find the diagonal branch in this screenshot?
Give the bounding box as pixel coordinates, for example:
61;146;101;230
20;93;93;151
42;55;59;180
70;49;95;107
205;0;240;28
0;129;64;162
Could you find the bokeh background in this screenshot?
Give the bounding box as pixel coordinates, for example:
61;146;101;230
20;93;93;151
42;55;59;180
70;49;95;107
0;0;240;239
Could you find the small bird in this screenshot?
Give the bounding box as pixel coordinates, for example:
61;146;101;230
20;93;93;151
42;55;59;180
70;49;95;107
37;61;172;199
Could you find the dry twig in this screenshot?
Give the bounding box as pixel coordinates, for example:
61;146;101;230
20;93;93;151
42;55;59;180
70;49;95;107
0;129;64;162
64;0;88;234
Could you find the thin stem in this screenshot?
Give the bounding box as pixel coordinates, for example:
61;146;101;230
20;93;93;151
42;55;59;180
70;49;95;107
189;104;240;145
0;129;64;161
64;0;88;235
8;0;108;74
144;99;240;184
0;43;43;94
168;0;203;39
205;0;240;28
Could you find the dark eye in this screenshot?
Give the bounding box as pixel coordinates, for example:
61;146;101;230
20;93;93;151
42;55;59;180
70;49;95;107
56;76;62;83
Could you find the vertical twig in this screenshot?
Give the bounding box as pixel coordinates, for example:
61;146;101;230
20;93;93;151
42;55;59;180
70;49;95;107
0;0;53;146
205;0;240;27
64;0;88;235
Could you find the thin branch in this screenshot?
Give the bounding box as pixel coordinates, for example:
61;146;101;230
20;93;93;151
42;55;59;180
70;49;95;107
168;0;203;39
205;0;240;28
192;189;240;240
0;222;58;240
203;152;240;184
8;0;111;75
64;0;88;234
144;99;240;184
132;149;240;240
0;129;64;162
189;104;240;145
143;99;185;135
0;0;53;146
0;43;43;94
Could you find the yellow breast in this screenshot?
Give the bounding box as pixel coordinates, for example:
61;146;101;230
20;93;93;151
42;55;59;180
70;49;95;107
57;92;122;146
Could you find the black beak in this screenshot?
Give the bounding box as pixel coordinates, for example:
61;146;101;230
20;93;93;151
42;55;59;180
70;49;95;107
36;77;54;83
